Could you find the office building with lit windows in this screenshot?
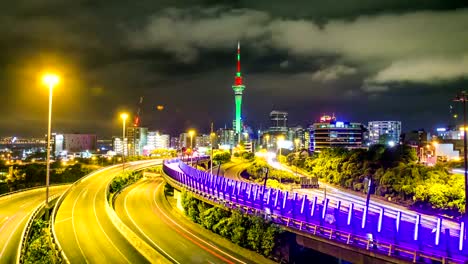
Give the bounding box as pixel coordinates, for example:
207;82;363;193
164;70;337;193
368;121;402;145
126;127;148;156
309;115;365;152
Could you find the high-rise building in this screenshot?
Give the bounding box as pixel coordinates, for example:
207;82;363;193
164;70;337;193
146;131;170;150
309;115;365;152
368;121;402;145
126;127;148;156
170;137;180;149
52;133;97;157
195;134;211;148
232;42;245;139
269;111;288;133
217;128;235;149
289;126;305;149
113;137;128;156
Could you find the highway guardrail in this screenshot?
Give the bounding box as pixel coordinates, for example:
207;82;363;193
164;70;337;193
17;194;61;264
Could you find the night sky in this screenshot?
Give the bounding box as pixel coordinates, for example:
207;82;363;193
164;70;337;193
1;0;468;137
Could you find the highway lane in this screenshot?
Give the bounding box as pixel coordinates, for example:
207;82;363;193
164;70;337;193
0;185;69;263
220;160;251;182
115;178;274;264
54;160;162;263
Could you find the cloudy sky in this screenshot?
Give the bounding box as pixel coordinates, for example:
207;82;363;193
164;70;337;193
1;0;468;137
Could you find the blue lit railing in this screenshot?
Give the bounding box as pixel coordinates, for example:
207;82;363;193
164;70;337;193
163;158;467;263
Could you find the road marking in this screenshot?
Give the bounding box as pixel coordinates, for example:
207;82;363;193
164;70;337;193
153;182;246;264
94;178;132;264
0;215;15;234
19;200;36;208
71;187;90;264
124;181;180;264
0;216;9;227
54;216;72;224
0;211;30;258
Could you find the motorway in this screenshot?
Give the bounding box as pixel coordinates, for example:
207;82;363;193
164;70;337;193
0;185;69;263
114;177;273;264
53;160;162;263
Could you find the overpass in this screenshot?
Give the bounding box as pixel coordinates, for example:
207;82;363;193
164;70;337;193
162;158;468;264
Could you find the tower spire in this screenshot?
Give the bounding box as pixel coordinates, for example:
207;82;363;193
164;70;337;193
237;41;241;73
234;41;243;86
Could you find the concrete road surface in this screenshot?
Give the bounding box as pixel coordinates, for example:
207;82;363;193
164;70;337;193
0;185;69;263
54;160;162;263
115;178;274;264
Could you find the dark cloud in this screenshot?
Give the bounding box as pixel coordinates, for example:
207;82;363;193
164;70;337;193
1;1;468;137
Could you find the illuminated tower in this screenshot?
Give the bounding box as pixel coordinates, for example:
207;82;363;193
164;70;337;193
232;41;245;137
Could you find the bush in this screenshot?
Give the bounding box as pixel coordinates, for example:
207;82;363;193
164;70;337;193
213;151;231;164
241;152;255;161
109;171;143;195
24;219;59;264
180;191;282;258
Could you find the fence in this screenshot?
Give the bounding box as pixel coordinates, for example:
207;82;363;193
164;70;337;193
162;158;467;264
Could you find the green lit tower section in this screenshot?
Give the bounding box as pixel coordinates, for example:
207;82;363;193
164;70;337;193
232;41;245;135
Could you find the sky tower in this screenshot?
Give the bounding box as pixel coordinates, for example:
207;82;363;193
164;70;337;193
232;41;245;137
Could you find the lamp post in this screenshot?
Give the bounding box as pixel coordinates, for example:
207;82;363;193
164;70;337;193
454;91;468;219
42;73;59;218
265;134;270;149
277;135;285;161
277;135;285;183
188;130;195;166
210;132;215;175
120;113;128;172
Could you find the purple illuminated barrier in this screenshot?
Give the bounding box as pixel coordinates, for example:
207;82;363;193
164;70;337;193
163;159;467;263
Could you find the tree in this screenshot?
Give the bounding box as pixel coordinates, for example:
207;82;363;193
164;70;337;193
213;151;231;164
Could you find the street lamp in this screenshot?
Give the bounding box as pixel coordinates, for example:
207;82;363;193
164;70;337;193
265;134;270;149
210;132;215;175
454;91;468;220
277;135;285;183
42;73;59;217
188;130;195;166
277;135;285;161
120;113;128;172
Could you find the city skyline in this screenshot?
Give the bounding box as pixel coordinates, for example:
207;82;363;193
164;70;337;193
0;1;467;137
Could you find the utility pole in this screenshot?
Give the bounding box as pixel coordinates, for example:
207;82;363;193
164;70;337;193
454;91;468;220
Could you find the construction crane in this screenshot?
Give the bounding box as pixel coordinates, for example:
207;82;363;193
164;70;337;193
133;96;144;127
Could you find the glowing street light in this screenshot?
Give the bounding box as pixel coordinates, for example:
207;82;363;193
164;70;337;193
277;135;285;182
210;132;215;175
188;130;195;166
42;73;59;217
265;134;270;149
120;113;128;172
188;130;195;149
